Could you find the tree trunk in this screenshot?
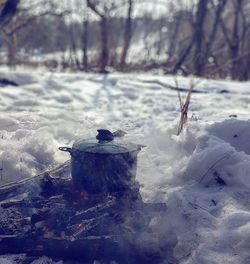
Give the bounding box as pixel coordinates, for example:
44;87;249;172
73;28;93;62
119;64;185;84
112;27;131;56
86;0;109;73
120;0;133;70
219;0;245;80
203;0;228;72
167;13;182;62
2;30;17;70
82;1;89;71
193;0;209;76
100;16;108;73
230;0;242;80
241;53;250;80
9;34;16;69
69;23;80;70
82;19;89;70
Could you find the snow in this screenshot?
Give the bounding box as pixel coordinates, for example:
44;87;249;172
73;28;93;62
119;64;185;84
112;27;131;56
1;67;250;263
0;255;62;264
150;119;250;263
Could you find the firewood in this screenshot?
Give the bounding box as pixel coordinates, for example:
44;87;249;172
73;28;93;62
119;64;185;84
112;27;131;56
0;161;70;201
69;196;117;225
0;234;123;262
0;159;168;264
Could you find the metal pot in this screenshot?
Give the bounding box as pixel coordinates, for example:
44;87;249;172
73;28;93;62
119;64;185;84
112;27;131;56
59;129;144;195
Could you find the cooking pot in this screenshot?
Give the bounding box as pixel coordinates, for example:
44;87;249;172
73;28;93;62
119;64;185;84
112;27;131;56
59;129;144;195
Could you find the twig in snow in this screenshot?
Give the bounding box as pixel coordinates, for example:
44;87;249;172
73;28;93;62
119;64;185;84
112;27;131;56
176;77;203;135
176;78;194;135
198;151;234;184
0;160;3;181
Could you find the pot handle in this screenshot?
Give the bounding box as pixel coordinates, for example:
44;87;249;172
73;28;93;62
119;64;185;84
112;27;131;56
59;147;72;154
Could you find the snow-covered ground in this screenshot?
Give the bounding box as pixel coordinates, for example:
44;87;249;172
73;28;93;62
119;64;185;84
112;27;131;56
1;67;250;263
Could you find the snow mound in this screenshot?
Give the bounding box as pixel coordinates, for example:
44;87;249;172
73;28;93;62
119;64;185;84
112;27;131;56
138;118;250;263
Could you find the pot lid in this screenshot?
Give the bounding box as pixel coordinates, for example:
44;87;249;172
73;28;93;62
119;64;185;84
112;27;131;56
72;129;141;154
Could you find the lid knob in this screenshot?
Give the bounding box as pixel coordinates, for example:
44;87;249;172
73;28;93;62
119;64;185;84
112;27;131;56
96;129;114;142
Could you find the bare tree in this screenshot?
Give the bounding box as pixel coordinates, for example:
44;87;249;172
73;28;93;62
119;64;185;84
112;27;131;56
1;1;68;69
86;0;109;73
170;0;229;77
0;0;248;79
218;0;248;80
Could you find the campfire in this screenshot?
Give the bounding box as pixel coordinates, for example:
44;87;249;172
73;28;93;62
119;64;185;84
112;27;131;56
0;130;168;263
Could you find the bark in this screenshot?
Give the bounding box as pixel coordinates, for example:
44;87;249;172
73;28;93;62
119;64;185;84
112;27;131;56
120;0;133;70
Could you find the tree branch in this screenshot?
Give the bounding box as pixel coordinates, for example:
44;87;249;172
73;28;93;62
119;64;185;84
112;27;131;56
0;0;19;27
86;0;104;18
5;10;69;36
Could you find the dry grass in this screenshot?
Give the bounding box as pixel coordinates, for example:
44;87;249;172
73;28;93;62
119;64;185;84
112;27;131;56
176;77;198;135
